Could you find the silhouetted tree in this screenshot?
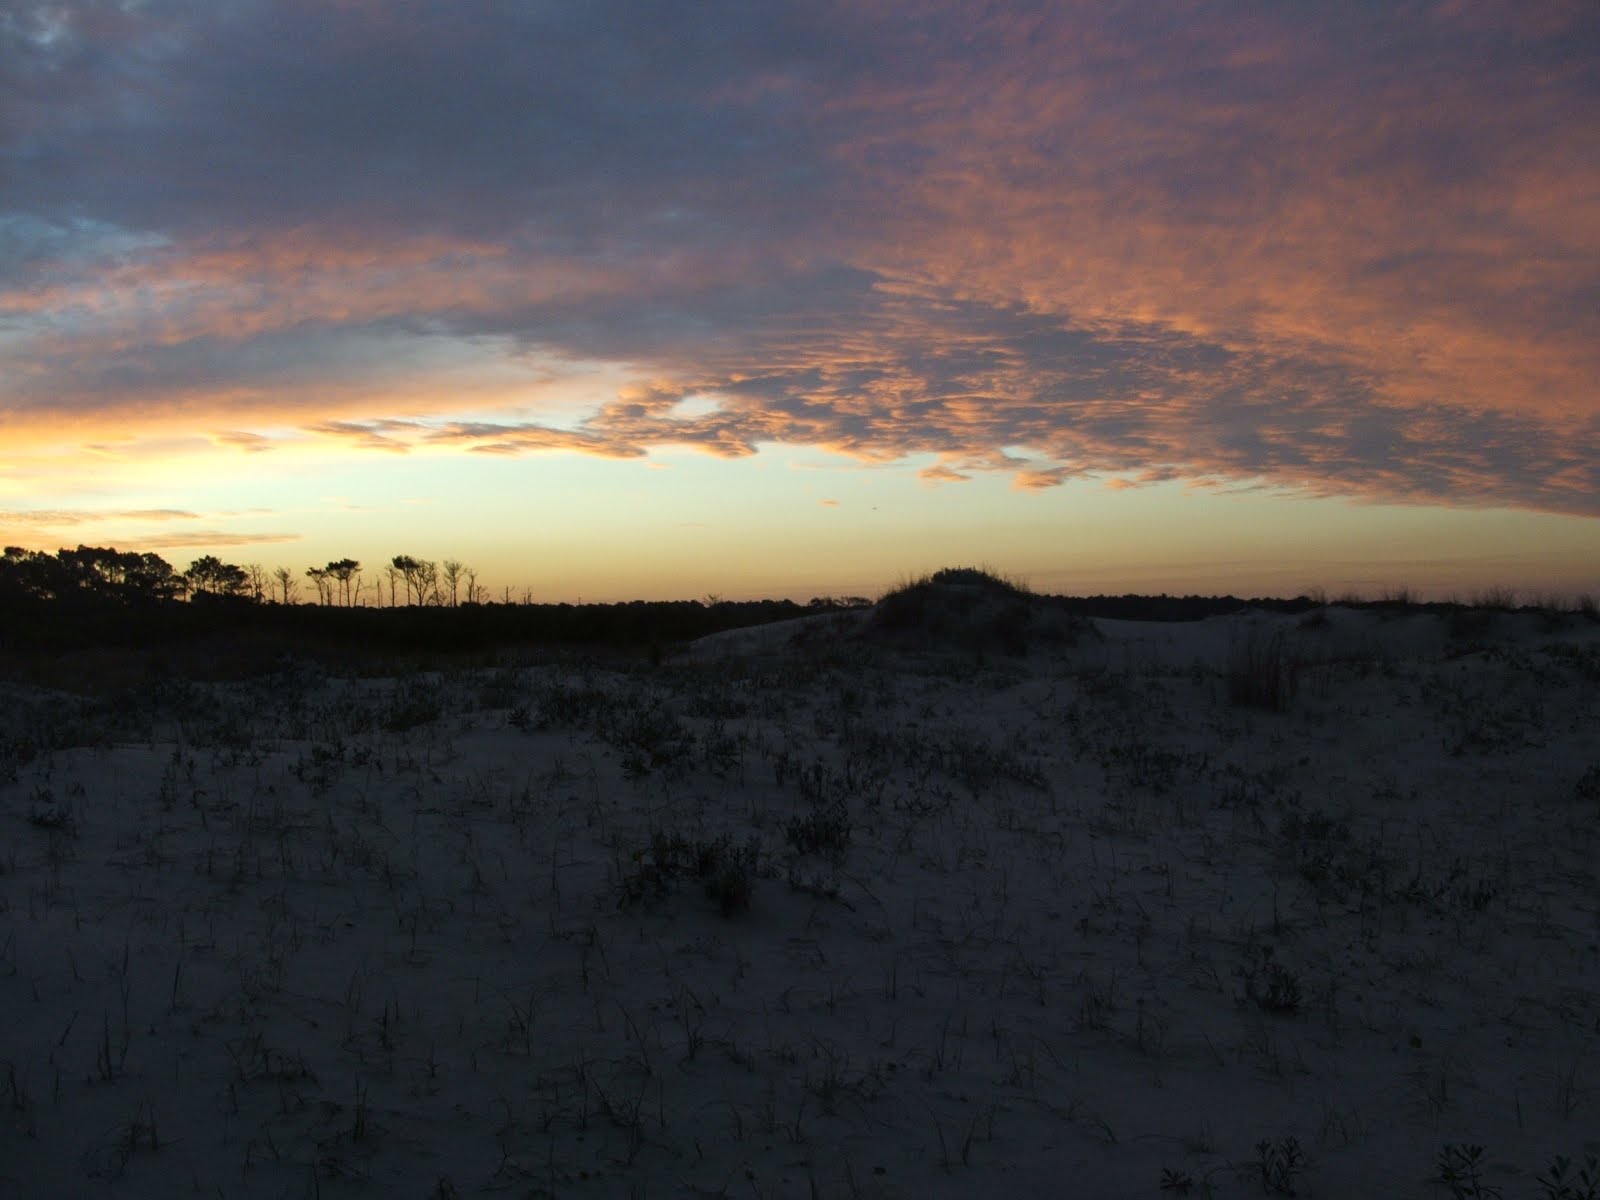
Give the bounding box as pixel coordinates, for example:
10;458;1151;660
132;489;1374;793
55;545;109;591
272;566;298;605
383;562;401;607
185;555;249;597
326;558;361;607
40;546;181;602
442;559;463;607
245;562;268;603
417;559;440;606
388;555;442;605
391;555;421;605
1;546;61;599
306;565;332;606
125;552;182;601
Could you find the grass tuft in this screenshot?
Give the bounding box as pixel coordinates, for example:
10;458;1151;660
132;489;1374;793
1227;629;1298;711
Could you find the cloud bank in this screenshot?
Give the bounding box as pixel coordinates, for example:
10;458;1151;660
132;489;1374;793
2;1;1596;512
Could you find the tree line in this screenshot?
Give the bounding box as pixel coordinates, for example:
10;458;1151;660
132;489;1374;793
0;542;846;664
0;546;485;608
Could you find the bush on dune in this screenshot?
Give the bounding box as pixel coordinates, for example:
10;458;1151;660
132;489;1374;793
869;566;1085;655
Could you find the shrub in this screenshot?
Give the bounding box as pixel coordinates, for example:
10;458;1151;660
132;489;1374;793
869;566;1081;655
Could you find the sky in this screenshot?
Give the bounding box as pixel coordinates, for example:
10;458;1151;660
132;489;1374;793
2;0;1597;603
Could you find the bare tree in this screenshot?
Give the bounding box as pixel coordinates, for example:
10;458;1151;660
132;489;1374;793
384;562;401;607
464;567;483;605
245;562;268;603
416;559;440;606
442;559;463;607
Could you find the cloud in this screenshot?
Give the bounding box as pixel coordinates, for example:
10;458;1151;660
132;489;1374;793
129;530;304;551
1;508;200;527
2;1;1596;514
0;507;300;557
213;431;276;453
1013;469;1071;492
309;418;650;460
918;464;971;486
305;419;425;455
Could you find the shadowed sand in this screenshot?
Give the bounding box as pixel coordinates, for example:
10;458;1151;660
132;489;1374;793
2;588;1597;1197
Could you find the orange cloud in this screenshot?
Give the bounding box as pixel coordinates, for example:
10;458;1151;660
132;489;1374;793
0;508;199;526
1012;469;1070;491
126;530;303;550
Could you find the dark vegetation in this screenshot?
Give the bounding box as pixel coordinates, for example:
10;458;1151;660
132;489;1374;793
0;545;845;676
2;548;1593;684
869;566;1086;654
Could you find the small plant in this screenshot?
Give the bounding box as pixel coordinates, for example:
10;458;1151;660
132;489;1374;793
1160;1166;1196;1193
1255;1135;1304;1195
5;1060;32;1113
784;801;852;856
705;855;754;916
1576;765;1600;808
616;830;759;916
1437;1143;1502;1199
612;702;695;779
1471;586;1517;611
1243;946;1303;1016
26;792;75;834
1538;1155;1600;1200
384;678;443;732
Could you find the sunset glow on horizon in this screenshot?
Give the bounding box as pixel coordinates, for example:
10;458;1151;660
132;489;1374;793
4;2;1597;603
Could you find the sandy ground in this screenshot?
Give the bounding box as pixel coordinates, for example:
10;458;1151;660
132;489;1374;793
2;604;1598;1197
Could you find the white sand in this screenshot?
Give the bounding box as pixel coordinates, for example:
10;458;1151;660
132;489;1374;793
2;606;1597;1197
